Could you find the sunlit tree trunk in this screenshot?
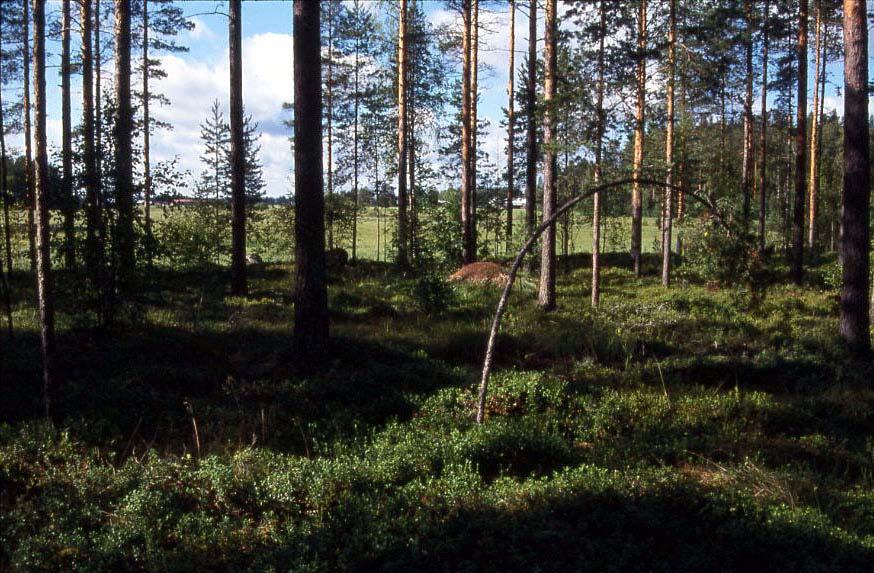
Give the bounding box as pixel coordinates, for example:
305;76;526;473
839;0;870;354
505;0;515;254
741;0;754;225
32;0;58;422
661;0;676;287
470;0;478;252
229;0;247;295
293;0;329;361
396;0;409;268
631;0;646;277
461;0;473;264
0;20;11;278
537;0;557;310
807;0;823;252
758;0;770;254
791;0;807;284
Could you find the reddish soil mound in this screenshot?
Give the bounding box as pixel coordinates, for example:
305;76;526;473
448;262;508;287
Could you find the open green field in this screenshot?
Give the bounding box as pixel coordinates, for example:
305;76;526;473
1;251;872;569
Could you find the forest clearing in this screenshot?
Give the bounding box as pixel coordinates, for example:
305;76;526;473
1;0;873;570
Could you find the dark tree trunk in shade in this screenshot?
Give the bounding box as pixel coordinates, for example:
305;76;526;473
839;0;870;354
791;0;807;284
32;0;59;422
293;0;329;362
61;0;75;269
591;0;605;306
537;0;557;310
142;0;153;267
114;0;135;290
81;0;106;307
229;0;247;295
524;0;537;274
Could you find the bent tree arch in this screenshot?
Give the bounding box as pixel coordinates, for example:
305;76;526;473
475;177;737;424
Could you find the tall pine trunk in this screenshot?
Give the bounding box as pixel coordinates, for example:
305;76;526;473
229;0;247;295
351;0;361;262
524;0;537;274
460;0;473;264
741;0;754;225
114;0;135;291
505;0;515;254
791;0;807;284
61;0;75;269
758;0;770;254
81;0;105;312
396;0;409;268
807;0;824;252
661;0;676;287
33;0;58;422
142;0;153;267
537;0;557;310
631;0;646;277
23;0;35;271
591;0;606;307
839;0;870;354
470;0;478;251
0;19;12;278
293;0;329;362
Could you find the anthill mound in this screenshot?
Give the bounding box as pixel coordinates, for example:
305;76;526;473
448;262;508;287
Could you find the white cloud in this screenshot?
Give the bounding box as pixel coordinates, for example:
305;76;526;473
150;32;294;197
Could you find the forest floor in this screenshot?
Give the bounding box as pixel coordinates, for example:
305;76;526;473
1;254;873;570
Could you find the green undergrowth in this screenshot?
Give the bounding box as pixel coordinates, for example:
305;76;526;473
1;256;873;570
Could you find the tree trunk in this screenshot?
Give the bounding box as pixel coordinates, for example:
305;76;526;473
470;0;478;251
791;0;807;284
95;0;103;208
326;7;334;252
0;20;12;278
351;0;361;262
661;0;676;287
81;0;105;310
631;0;646;277
505;0;515;255
293;0;329;362
807;0;823;253
23;0;35;272
537;0;557;310
396;0;409;268
758;0;770;254
741;0;754;225
592;0;605;307
114;0;135;290
61;0;75;269
32;0;58;422
524;0;537;274
839;0;870;354
142;0;153;267
229;0;247;295
461;0;473;264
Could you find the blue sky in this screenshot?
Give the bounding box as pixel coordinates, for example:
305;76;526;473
3;1;855;198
